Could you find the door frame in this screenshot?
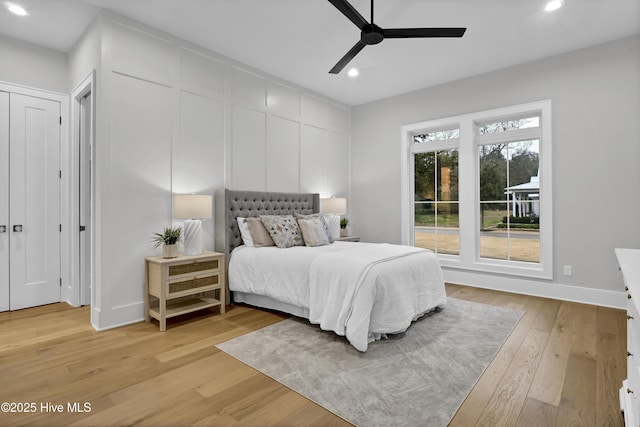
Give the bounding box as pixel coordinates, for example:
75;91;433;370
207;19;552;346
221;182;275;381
0;91;8;312
0;80;70;308
70;71;96;310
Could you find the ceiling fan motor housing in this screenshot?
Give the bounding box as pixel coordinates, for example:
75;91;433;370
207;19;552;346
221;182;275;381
361;24;384;45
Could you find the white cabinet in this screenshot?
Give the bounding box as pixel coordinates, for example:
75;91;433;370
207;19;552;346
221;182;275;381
617;248;640;427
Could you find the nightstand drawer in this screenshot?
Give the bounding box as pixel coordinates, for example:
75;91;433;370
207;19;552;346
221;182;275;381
168;273;220;297
168;258;219;276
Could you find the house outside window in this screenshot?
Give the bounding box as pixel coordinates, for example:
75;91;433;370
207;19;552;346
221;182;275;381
401;100;553;279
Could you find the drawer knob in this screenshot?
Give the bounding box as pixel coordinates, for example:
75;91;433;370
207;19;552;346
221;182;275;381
625;286;629;291
628;315;635;320
627;388;634;394
629;351;633;357
628;294;633;300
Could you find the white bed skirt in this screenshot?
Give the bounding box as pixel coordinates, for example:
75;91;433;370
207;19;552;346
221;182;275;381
233;291;310;319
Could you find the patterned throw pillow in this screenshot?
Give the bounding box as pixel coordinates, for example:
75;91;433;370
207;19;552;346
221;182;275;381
260;215;305;248
294;213;334;243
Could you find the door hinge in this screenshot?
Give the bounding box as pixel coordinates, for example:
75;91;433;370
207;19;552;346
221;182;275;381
59;116;62;125
59;170;62;179
59;278;62;287
59;224;62;232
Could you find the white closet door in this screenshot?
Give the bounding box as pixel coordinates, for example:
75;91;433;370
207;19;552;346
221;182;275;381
0;92;8;312
9;93;61;310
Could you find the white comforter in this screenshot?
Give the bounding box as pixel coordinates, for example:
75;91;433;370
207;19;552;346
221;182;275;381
229;241;447;351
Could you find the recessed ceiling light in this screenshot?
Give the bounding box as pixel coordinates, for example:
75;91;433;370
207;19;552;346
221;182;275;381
348;68;359;77
545;0;564;12
5;2;29;16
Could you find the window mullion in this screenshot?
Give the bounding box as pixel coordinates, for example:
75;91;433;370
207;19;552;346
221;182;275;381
457;120;475;265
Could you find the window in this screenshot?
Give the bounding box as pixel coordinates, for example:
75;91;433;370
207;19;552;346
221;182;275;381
412;128;460;255
477;118;541;263
401;101;552;279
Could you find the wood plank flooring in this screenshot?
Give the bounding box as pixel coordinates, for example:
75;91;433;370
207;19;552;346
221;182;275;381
0;284;626;426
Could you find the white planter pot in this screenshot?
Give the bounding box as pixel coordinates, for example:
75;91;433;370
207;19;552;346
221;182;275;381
162;244;178;258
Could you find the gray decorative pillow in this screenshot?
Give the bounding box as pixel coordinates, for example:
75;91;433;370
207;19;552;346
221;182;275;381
246;217;275;247
298;218;330;247
260;215;305;248
294;213;334;243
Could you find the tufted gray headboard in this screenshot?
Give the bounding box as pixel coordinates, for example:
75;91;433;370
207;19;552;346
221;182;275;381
214;189;320;287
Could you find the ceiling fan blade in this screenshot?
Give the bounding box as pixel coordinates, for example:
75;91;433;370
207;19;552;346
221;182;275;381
329;41;366;74
328;0;368;29
383;27;467;38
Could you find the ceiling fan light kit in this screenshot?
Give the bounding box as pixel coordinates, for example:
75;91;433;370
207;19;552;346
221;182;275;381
545;0;564;12
5;2;28;16
327;0;466;74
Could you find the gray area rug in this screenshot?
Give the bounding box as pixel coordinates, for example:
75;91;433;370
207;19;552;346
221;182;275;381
216;297;522;427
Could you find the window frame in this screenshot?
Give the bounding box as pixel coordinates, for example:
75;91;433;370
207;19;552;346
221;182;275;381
401;100;553;279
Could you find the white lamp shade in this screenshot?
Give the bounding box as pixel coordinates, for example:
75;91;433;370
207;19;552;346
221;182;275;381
173;194;212;219
320;197;347;214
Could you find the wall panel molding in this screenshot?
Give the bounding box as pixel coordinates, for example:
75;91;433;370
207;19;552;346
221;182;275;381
75;10;352;330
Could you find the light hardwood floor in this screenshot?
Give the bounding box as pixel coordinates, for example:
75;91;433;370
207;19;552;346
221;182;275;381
0;284;626;426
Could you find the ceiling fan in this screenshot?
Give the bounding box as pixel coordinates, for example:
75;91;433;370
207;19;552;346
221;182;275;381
327;0;466;74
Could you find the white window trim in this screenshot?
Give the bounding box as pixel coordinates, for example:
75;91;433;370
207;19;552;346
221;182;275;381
401;100;553;280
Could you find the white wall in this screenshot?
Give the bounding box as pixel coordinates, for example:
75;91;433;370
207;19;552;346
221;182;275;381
67;12;350;329
351;35;640;303
0;34;68;93
68;17;102;91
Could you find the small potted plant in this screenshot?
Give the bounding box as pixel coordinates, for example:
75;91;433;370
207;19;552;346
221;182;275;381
340;218;350;237
151;226;182;258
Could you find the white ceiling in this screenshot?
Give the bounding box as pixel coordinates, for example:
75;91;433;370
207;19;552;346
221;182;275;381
1;0;638;105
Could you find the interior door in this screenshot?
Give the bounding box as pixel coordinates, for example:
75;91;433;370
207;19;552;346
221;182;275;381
0;92;9;312
9;93;61;310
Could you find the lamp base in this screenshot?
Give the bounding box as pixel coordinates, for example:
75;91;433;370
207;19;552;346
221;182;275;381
183;219;202;256
324;214;340;240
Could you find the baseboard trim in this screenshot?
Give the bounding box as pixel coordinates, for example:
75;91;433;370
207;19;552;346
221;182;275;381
443;268;626;310
92;301;145;331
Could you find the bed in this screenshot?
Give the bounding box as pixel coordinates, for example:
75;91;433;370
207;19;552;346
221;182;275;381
214;189;447;351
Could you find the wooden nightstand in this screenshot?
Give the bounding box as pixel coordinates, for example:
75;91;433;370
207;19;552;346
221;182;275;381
335;236;361;242
145;251;225;331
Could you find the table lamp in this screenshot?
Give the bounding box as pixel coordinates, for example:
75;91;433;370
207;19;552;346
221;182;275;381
173;194;213;256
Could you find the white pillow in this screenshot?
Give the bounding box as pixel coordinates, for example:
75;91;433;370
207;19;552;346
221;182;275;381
236;217;254;247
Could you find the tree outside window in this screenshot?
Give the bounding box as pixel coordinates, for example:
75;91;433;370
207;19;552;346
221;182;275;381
414;149;459;255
